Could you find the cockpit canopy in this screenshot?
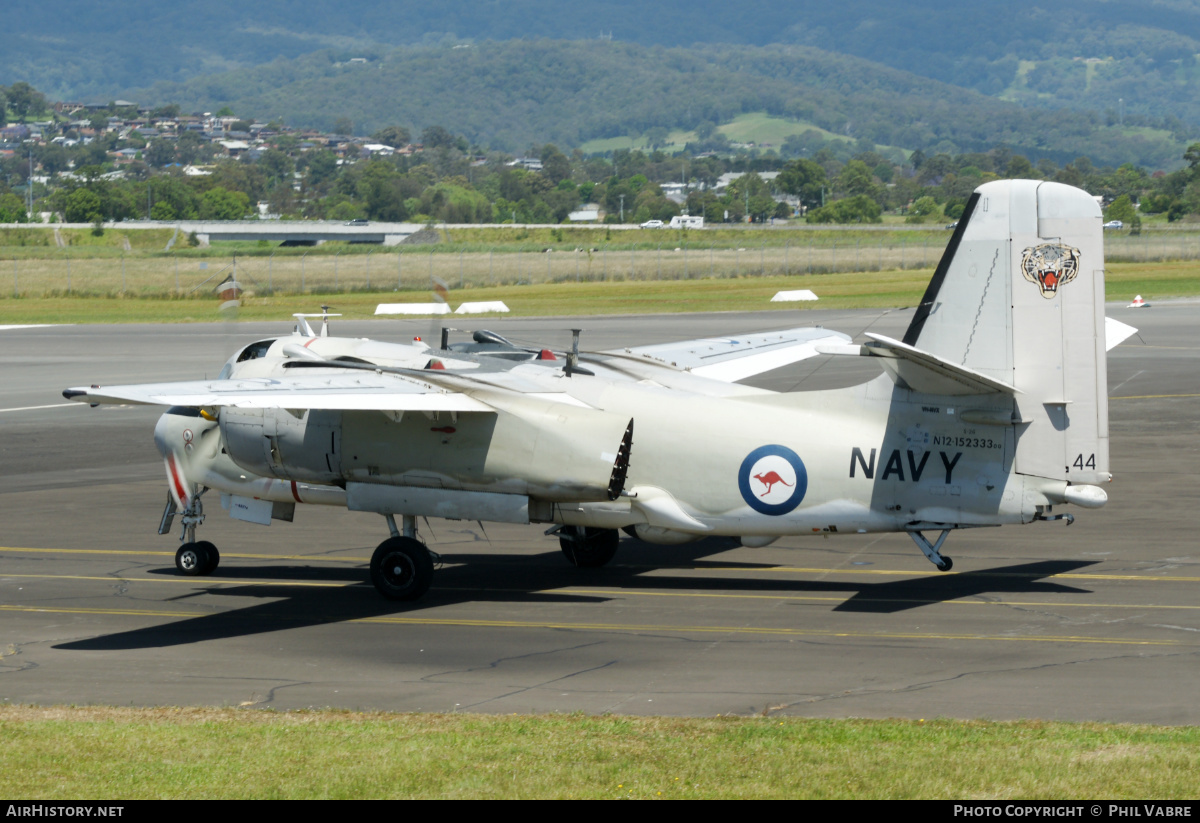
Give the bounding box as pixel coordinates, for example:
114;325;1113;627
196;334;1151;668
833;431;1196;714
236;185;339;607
217;338;278;379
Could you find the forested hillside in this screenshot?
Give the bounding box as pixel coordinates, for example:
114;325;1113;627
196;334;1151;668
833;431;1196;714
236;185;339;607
7;0;1200;129
5;1;1200;168
127;41;1186;168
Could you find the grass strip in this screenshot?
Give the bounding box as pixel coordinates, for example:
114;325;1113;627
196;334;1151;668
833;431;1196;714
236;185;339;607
1;707;1197;799
0;262;1195;326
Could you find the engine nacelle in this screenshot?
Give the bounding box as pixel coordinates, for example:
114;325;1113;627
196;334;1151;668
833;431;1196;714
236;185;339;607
219;398;634;504
220;407;344;485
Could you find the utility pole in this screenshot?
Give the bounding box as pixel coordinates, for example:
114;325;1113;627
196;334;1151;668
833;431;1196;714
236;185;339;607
619;194;625;222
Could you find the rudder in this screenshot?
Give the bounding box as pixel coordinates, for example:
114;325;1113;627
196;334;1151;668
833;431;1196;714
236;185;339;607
902;180;1108;484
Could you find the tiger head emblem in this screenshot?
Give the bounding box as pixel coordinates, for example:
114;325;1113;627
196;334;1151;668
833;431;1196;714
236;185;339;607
1021;243;1080;299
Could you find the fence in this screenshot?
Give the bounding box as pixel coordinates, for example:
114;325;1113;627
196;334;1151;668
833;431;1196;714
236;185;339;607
3;232;1197;297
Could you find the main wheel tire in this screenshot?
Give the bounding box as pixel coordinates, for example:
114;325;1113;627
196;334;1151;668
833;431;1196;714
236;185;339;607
195;541;220;575
370;536;434;601
175;542;209;576
559;527;619;568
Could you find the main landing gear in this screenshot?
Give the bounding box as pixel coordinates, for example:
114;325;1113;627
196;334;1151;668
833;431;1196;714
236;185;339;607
907;528;953;572
554;526;619;568
370;514;434;601
162;490;222;577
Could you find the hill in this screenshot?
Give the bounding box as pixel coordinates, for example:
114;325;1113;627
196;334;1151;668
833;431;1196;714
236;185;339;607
6;0;1200;133
126;40;1187;168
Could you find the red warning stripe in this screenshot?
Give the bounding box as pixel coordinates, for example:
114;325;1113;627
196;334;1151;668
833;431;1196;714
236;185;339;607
166;453;190;507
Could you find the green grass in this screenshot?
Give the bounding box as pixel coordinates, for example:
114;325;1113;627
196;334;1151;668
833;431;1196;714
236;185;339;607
716;112;848;147
1;262;1196;325
1;707;1196;799
0;225;958;255
436;225;951;247
0;271;932;324
577;127;697;154
0;227;177;251
578;111;908;156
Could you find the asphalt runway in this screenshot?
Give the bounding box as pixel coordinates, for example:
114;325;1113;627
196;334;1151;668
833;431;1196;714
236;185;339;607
1;303;1198;722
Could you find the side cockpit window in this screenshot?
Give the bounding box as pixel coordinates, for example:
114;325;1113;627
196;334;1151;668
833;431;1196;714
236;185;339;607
236;339;277;362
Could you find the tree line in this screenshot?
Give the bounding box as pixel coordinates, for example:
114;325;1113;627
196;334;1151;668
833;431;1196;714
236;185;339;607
4;83;1200;230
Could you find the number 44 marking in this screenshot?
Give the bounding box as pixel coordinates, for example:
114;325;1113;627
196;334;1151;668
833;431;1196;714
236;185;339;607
1072;454;1096;471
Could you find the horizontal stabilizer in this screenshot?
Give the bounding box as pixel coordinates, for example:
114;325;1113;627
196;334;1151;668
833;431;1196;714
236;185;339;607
1105;317;1138;351
820;333;1019;396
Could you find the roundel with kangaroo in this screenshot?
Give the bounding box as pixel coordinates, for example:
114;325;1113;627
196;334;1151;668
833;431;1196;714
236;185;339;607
738;445;808;516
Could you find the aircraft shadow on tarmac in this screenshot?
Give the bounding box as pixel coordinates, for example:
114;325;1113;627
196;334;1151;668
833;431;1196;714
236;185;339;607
53;538;1097;651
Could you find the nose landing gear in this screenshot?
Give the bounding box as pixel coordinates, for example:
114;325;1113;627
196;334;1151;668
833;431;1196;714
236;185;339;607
162;490;222;576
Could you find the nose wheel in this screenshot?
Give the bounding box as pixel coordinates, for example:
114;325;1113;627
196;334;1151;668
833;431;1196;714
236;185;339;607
176;540;220;576
167;489;220;576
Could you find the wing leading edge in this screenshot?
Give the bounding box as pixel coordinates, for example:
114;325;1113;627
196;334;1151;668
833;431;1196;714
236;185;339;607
64;373;494;413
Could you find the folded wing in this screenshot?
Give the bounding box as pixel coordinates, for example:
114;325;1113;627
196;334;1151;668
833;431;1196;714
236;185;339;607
604;327;852;383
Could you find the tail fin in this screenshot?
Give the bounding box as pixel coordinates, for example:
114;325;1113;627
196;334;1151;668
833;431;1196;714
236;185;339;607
902;180;1107;484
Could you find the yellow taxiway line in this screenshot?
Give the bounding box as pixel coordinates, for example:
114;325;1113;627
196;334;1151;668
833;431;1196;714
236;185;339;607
3;547;1198;582
553;588;1200;610
0;572;346;588
1111;393;1200;399
2;572;1197;612
692;565;1200;583
0;546;365;564
0;603;1183;647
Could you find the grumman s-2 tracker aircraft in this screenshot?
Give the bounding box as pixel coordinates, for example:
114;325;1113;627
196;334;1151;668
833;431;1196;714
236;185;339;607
66;180;1136;602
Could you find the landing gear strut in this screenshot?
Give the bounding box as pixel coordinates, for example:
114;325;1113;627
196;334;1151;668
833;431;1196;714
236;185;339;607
370;514;434;601
555;526;619;568
164;490;221;576
907;528;953;572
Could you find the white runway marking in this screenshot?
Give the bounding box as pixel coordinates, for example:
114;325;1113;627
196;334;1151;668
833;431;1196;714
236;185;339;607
0;325;58;331
0;402;83;414
1111;369;1145;393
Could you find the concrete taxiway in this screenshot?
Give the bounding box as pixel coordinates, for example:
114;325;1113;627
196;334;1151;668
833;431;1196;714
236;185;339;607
0;304;1197;721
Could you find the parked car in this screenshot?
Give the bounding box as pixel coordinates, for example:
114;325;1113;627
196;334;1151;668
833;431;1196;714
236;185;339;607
344;218;369;226
1103;220;1123;229
945;221;959;230
639;219;665;229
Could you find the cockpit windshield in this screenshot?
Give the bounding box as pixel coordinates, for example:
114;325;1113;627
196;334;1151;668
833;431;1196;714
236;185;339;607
218;338;278;380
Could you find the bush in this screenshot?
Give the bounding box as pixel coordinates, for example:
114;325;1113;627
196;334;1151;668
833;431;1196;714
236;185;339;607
806;195;883;224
